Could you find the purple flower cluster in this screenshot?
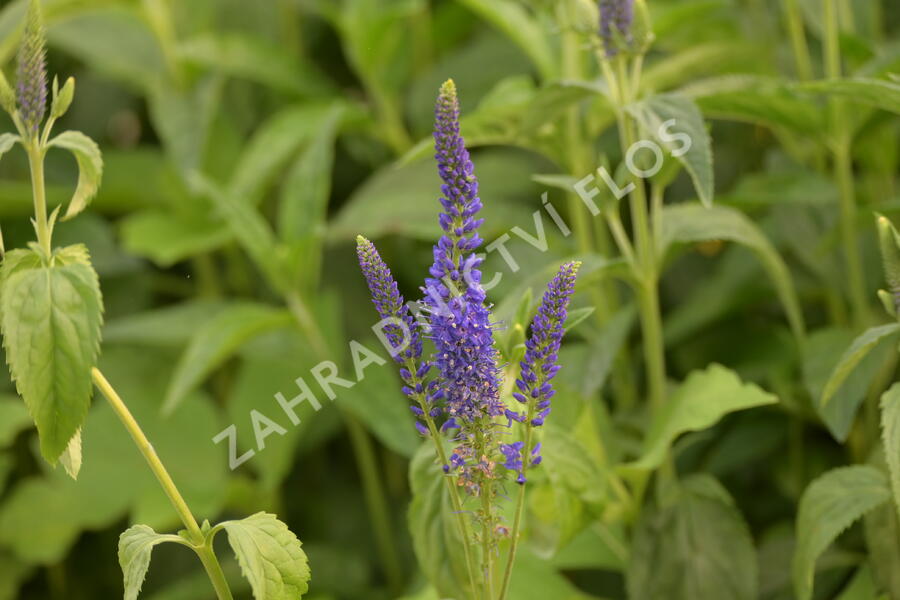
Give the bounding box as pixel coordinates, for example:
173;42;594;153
356;236;432;434
501;261;581;482
356;80;580;498
16;0;46;135
599;0;634;57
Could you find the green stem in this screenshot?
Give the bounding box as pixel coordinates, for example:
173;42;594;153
783;0;814;80
91;368;234;600
480;481;494;600
25;143;51;257
343;413;405;594
834;141;870;327
418;401;479;599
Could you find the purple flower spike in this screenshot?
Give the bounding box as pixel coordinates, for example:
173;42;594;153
16;0;47;135
357;236;433;429
513;261;581;471
599;0;634;57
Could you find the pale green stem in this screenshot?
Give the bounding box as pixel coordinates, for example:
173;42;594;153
25;143;51;258
91;368;234;600
783;0;814;80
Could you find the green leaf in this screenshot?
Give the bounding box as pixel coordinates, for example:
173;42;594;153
880;383;900;520
408;442;474;600
163;302;292;414
58;429;82;480
452;0;556;79
1;244;103;463
119;524;189;600
837;565;879;600
822;324;900;407
229;104;343;203
47;130;104;220
177;33;333;97
148;76;222;175
0;133;18;160
190;175;290;293
626;364;778;472
627;93;714;207
793;465;891;600
215;512;310;600
683;75;825;136
660;202;805;340
798;78;900;115
627;475;758;600
119;209;231;268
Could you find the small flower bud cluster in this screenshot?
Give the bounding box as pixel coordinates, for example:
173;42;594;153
16;0;48;135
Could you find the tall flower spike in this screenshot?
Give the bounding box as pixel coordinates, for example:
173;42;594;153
598;0;634;57
16;0;47;135
425;79;485;300
356;236;433;433
504;261;581;482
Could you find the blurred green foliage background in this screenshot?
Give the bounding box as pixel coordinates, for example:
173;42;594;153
0;0;898;599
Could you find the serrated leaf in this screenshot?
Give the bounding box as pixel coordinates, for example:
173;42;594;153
118;524;188;600
163;302;292;414
627;93;713;207
1;244;103;463
881;383;900;520
627;475;758;600
58;429;82;479
822;324;900;407
626;364;778;472
216;512;310;600
47;131;103;220
793;465;890;600
798;78;900;115
660;202;805;340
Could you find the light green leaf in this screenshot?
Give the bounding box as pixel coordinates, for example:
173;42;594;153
683;75;825;136
0;133;18;159
627;475;758;600
626;364;777;472
229;104;343;203
148;76;222;174
798;78;900;115
822;324;900;407
119;209;231;268
190;175;289;293
47;130;103;220
881;383;900;520
178;33;333;97
408;442;475;600
215;512;310;600
627;93;713;207
58;429;82;480
119;524;189;600
793;465;891;600
1;244;103;463
104;300;229;347
837;565;879;600
660;202;805;340
163;302;292;414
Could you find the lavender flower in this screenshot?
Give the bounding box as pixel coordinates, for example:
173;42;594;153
356;236;432;432
16;0;47;135
505;261;581;482
599;0;634;57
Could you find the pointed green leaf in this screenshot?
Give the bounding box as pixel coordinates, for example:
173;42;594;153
163;302;292;414
793;466;890;600
58;429;82;479
627;475;758;600
822;324;900;407
660;202;805;340
626;364;777;473
215;512;310;600
798;78;900;115
119;524;189;600
453;0;556;79
627;93;713;207
47;131;103;220
0;244;103;463
880;383;900;520
0;133;19;159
